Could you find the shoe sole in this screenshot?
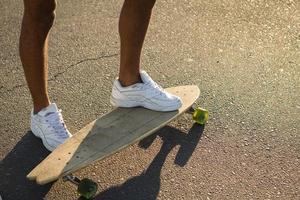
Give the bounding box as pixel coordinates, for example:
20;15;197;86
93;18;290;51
31;122;55;152
110;96;181;112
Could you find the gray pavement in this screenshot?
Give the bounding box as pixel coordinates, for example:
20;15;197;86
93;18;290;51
0;0;299;199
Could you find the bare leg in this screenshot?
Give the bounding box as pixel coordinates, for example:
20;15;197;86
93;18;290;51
20;0;56;113
118;0;156;86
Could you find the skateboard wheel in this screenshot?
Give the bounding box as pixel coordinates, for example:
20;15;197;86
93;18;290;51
192;107;209;125
77;178;98;199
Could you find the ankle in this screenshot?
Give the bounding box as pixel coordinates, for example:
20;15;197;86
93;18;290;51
33;101;51;114
118;74;142;87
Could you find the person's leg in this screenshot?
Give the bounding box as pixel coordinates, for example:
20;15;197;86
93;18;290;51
112;0;181;111
20;0;70;151
20;0;56;113
118;0;156;87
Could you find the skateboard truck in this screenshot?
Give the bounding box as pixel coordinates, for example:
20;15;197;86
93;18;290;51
63;174;81;185
63;174;98;199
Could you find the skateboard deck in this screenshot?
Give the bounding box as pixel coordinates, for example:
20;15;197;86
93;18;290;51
27;85;200;185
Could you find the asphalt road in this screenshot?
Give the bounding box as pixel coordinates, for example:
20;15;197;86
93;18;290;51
0;0;299;199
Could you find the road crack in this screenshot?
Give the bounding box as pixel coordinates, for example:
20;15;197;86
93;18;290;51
0;53;119;94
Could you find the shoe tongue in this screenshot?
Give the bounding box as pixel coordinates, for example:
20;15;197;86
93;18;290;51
140;71;154;84
38;103;59;117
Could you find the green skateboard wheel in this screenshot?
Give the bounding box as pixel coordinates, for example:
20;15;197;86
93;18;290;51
192;107;209;125
77;178;98;199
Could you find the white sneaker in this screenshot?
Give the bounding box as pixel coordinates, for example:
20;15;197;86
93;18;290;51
31;103;72;151
110;71;182;111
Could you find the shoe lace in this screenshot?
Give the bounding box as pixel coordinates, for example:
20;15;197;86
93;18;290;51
144;81;166;96
44;110;69;139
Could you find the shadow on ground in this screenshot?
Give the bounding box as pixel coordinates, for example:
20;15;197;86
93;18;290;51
0;131;52;200
0;124;204;200
93;124;204;200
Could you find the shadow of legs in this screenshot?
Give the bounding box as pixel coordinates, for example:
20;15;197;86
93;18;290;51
93;124;204;200
0;131;52;200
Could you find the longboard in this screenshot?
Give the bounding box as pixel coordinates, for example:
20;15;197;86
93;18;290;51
27;85;206;198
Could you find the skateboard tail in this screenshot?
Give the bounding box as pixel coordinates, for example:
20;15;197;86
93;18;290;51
26;171;37;180
27;165;44;181
28;167;65;185
36;176;58;185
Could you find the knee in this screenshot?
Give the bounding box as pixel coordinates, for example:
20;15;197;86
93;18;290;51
24;0;57;28
143;0;156;10
35;1;56;27
127;0;156;11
